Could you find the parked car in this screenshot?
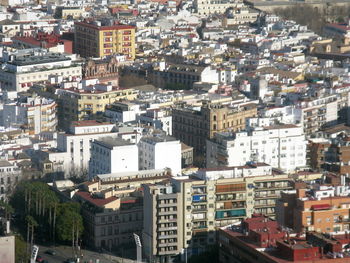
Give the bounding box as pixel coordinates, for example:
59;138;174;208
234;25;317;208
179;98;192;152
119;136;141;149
36;256;44;263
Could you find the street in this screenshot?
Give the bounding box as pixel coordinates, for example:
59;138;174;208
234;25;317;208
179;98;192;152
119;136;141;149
36;244;136;263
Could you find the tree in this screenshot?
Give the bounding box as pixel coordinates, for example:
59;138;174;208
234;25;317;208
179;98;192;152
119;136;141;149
0;200;14;221
56;203;84;242
25;215;38;257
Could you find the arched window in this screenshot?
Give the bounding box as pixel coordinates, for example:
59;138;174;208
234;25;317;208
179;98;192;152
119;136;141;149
213;115;216;121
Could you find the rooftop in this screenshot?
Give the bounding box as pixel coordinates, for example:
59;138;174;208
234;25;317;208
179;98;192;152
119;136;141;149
94;137;134;149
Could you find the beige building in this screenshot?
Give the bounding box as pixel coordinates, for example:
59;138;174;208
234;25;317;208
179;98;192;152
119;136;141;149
194;0;241;15
172;101;257;154
56;83;138;130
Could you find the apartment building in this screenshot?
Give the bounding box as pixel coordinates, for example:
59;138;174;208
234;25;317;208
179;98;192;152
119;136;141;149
0;49;82;92
55;80;138;130
74;20;136;59
2;95;57;135
276;185;350;233
143;164;293;260
172;102;257;154
207;124;307;172
138;135;182;176
74;189;143;249
298;94;338;137
143;184;184;263
89;137;138;178
54;120;119;176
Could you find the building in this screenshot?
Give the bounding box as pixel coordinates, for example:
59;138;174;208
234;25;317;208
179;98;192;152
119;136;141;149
0;236;15;263
82;56;119;83
2;95;57;135
56;80;138;130
138;109;173;136
207;124;307;172
104;101;141;123
143;164;293;261
143;183;184;263
74;20;136;60
12;32;73;54
194;0;238;15
219;214;350;263
151;63;219;89
0;160;22;201
74;189;143;249
55;121;119;176
172;102;257;154
89;137;138;178
323;23;350;39
223;6;259;26
0;49;81;92
181;143;193;168
276;185;350;233
138;135;182;175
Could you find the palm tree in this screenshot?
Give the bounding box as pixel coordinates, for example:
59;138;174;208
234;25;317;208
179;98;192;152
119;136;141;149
25;215;38;258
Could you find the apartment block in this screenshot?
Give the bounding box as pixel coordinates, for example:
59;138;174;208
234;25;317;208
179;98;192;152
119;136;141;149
276;185;350;233
2;95;57;135
89;137;138;178
0;160;22;201
138;135;182;176
0;49;82;92
74;20;136;59
172;102;257;154
143;184;184;263
207;124;307;172
56;80;138;130
54;120;119;176
143;164;293;261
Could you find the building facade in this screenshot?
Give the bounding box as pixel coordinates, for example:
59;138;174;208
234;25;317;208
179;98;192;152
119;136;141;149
207;124;308;172
172;102;257;154
74;20;136;60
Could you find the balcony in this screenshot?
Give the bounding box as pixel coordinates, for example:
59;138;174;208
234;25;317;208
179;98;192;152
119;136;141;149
215;209;246;220
192;195;206;203
158;210;177;216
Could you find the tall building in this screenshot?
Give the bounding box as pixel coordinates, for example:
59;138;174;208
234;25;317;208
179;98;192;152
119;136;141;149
207;124;307;172
172;102;257;154
143;184;184;263
143;164;293;261
74;20;136;60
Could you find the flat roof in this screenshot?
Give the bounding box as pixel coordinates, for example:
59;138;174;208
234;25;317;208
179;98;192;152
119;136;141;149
94;136;134;149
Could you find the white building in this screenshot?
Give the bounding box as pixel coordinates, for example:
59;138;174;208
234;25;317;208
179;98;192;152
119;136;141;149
89;137;138;178
206;124;307;172
138;135;181;175
138;109;172;135
55;120;119;176
2;95;57;135
104;102;142;123
0;49;81;92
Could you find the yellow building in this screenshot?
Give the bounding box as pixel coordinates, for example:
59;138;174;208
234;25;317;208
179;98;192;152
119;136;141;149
56;84;138;129
74;20;136;60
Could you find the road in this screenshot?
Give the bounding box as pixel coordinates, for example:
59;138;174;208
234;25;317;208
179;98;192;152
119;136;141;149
36;244;136;263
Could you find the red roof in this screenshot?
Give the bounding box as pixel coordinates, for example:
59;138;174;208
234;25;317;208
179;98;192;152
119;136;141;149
311;204;330;211
75;191;118;207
